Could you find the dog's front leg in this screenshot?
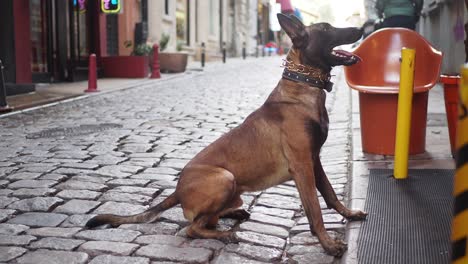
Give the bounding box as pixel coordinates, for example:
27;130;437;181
314;158;367;221
284;146;347;257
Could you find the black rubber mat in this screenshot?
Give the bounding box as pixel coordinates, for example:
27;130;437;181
358;169;454;264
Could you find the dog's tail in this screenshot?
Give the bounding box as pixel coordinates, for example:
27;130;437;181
85;193;179;228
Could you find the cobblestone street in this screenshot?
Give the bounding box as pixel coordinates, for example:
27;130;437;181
0;57;354;264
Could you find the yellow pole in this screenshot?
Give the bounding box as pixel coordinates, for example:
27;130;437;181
452;64;468;264
394;48;416;179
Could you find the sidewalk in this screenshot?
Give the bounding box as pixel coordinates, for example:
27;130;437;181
341;74;455;263
2;62;205;116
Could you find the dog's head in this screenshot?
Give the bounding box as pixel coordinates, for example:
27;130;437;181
277;14;362;71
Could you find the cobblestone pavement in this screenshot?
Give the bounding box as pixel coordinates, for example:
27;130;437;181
0;57;354;264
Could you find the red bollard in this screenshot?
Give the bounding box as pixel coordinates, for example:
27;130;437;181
151;44;161;79
85;54;99;92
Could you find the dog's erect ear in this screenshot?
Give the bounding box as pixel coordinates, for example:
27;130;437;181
277;13;308;48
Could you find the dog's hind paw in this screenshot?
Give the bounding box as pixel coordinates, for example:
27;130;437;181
221;209;250;221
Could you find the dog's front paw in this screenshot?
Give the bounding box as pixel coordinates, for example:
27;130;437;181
323;238;348;257
345;210;368;221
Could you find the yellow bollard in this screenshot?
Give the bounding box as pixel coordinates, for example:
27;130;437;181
394;48;416;179
452;64;468;264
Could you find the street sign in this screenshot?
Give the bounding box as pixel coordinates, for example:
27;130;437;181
101;0;121;14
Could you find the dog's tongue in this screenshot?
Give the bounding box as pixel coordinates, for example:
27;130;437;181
334;49;362;61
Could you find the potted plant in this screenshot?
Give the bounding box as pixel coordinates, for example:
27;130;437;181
101;41;152;78
158;34;188;73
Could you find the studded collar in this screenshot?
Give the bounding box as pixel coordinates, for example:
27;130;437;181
281;59;333;92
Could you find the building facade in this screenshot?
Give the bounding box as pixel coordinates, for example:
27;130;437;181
147;0;260;62
0;0;146;94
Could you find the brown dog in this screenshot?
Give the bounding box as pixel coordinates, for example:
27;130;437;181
86;14;367;256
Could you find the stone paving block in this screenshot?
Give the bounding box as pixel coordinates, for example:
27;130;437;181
264;186;300;197
53;199;101;214
290;231;340;245
159;207;188;224
75;229;141;242
143;167;180;176
107;178;150;187
11;188;57;198
15;249;89;264
99;192;151;204
6;172;42;181
0;181;10;189
297;214;344;225
110;186;159;197
0;209;16;222
188;239;225;250
7;197;63;212
0;223;29;235
0;246;27;262
0;167;17;177
93;165;143;178
235;231;286;249
239;221;289;238
256;196;301;210
78;241;139;256
119;222;179;235
61;214;96;227
134;234;186;246
0;196;19;208
91;201;148;216
212;251;268;264
39;173;68;181
55;180;108;191
147;180;178;189
287;244;326;255
8;212;68;227
26;227;82;238
29;237;85;250
87;155;128;165
52;168;94;176
250;206;295;219
72;175;112;184
131;173;177;181
249;212;295;228
292;252;335;264
135;244;212;263
88;255;150;264
225;242;283;262
56;190;101;200
60;163;99;170
0;234;36;246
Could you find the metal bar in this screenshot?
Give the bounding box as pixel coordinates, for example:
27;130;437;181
393;48;416;179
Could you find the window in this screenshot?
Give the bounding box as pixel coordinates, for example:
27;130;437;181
165;0;169;15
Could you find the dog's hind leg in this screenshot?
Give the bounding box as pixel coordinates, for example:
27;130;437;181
178;165;238;240
314;158;367;221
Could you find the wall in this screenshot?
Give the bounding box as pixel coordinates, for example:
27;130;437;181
419;0;466;74
118;0;142;56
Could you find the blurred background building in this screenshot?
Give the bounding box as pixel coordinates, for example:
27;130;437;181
0;0;466;96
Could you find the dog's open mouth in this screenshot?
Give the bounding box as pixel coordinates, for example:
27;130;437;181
331;49;362;65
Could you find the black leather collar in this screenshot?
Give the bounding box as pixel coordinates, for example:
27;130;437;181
282;69;333;92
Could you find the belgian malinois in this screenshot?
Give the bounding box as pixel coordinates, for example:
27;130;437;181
87;14;367;256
